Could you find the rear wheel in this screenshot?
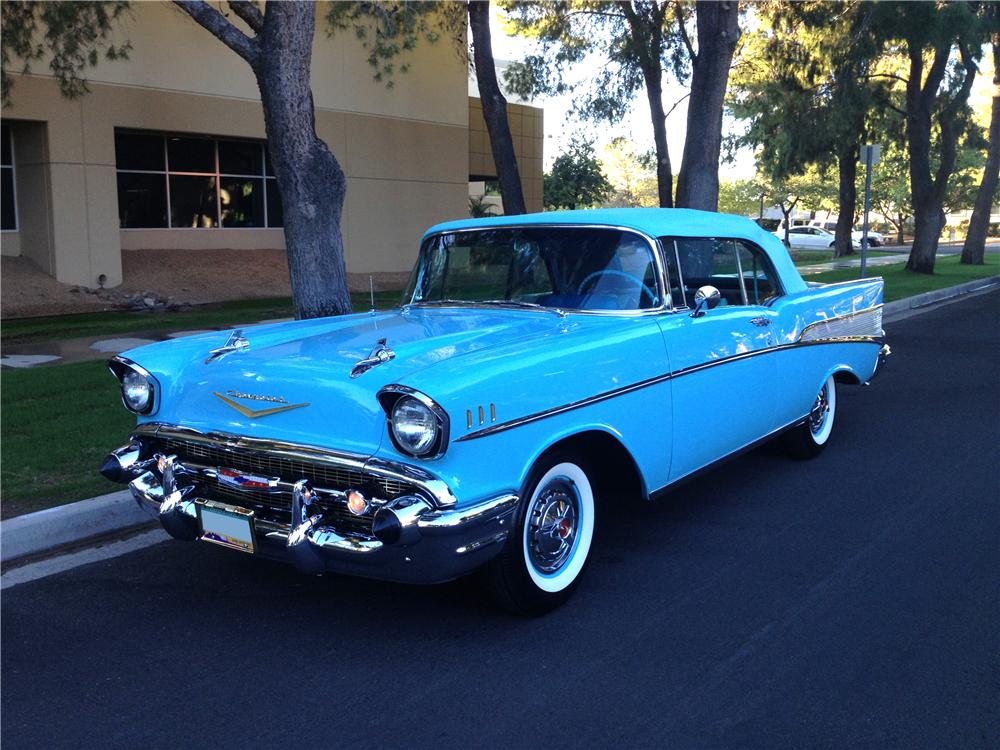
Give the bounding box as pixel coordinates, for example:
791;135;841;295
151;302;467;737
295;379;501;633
483;451;596;616
782;376;837;459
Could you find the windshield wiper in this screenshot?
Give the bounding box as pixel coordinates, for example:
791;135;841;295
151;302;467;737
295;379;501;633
480;299;567;317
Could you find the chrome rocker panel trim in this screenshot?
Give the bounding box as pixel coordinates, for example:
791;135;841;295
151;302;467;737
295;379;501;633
117;424;518;584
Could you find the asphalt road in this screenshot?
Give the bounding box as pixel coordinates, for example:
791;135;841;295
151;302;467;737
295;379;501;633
3;291;999;749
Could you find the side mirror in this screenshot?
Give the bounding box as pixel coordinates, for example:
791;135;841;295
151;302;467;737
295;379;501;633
690;285;721;318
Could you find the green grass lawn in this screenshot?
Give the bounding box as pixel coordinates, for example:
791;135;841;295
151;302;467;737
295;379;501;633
1;360;135;518
807;253;999;301
1;290;403;347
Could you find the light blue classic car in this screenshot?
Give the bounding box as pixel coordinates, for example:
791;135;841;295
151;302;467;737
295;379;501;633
102;208;889;614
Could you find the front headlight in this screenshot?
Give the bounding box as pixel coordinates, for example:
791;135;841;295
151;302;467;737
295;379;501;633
391;396;439;456
109;356;158;415
122;370;153;413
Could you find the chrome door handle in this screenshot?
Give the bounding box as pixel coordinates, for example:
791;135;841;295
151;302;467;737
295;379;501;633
749;317;771;327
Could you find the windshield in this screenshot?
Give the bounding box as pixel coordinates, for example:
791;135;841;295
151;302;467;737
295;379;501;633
403;227;662;311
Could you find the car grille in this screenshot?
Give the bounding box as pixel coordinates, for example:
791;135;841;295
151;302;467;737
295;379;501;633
146;436;417;539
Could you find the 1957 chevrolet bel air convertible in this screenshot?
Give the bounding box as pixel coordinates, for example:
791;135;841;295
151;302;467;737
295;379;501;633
101;208;889;614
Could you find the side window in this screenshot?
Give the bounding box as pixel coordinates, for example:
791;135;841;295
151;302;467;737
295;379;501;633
673;238;744;306
734;240;781;305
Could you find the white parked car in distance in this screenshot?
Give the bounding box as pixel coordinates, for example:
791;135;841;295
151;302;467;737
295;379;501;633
774;226;862;250
808;220;885;247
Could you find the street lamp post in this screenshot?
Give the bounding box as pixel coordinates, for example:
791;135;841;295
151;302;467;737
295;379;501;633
860;143;880;279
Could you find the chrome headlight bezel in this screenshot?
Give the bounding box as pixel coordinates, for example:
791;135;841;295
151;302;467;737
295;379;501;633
377;386;450;459
108;356;158;415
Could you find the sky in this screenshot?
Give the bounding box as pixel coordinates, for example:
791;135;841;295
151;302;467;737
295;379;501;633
485;6;758;180
484;7;996;185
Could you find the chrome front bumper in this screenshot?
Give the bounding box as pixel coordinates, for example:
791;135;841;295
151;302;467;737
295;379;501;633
103;428;518;584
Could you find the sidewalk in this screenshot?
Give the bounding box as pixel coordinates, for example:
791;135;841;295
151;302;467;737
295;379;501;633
1;318;290;369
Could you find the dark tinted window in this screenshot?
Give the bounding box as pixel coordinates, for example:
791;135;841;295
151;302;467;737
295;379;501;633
1;169;15;230
167;136;214;172
169;175;218;227
1;123;14;230
266;179;282;226
1;123;12;166
117;172;167;228
221;176;264;227
219;139;262;176
115;130;281;228
115;131;165;171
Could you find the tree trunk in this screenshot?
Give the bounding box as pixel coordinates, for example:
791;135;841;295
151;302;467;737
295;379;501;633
905;40;976;274
962;35;1000;265
674;0;740;211
895;214;905;246
255;3;350;318
469;0;526;216
909;201;946;273
834;143;858;258
647;76;673;208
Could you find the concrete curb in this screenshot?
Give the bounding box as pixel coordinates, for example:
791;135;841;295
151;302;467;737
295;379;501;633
1;490;153;564
2;274;998;564
882;275;1000;320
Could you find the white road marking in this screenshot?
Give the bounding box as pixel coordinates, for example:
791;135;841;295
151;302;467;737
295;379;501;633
2;529;170;589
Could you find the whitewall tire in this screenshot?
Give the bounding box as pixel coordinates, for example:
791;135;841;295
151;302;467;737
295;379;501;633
483;451;597;615
782;375;838;459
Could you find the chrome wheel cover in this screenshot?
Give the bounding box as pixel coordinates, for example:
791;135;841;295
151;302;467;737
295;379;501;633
526;479;579;575
809;383;831;435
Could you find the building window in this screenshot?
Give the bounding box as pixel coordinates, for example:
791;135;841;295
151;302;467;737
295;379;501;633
114;129;282;229
1;122;17;232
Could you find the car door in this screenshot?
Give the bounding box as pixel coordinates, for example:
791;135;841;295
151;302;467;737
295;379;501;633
658;237;781;482
787;227;810;249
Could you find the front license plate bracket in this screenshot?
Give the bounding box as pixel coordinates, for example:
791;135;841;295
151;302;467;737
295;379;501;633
197;500;256;554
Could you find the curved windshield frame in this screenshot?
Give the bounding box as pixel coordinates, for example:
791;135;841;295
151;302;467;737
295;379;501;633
403;226;666;313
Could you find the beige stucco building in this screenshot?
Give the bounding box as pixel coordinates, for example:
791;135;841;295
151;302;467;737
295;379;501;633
0;2;542;291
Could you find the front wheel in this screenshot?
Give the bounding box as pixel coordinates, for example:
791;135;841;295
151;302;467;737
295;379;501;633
483;451;596;616
781;376;837;459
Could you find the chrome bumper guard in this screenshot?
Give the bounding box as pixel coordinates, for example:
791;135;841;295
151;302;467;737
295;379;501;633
104;436;518;584
865;343;891;385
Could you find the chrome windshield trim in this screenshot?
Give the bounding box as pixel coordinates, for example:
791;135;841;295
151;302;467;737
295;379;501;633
130;423;457;507
410;223;673;316
454;338;883;442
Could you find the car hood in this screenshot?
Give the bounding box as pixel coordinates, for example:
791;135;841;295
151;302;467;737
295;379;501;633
126;307;561;455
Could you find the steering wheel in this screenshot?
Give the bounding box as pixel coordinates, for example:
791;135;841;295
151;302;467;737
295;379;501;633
576;269;658;306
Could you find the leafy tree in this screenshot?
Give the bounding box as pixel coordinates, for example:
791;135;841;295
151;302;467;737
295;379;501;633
1;1;131;105
469;194;498;218
501;0;739;211
600;137;659;207
717;178;767;217
544;138;611;210
867;141;912;245
963;16;1000;264
729;2;886;257
2;1;452;319
870;2;986;273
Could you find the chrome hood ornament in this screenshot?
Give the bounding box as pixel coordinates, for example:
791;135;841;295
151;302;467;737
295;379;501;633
351;338;395;378
205;330;249;364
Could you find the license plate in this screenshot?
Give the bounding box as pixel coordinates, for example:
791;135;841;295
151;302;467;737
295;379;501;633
197;501;256;554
